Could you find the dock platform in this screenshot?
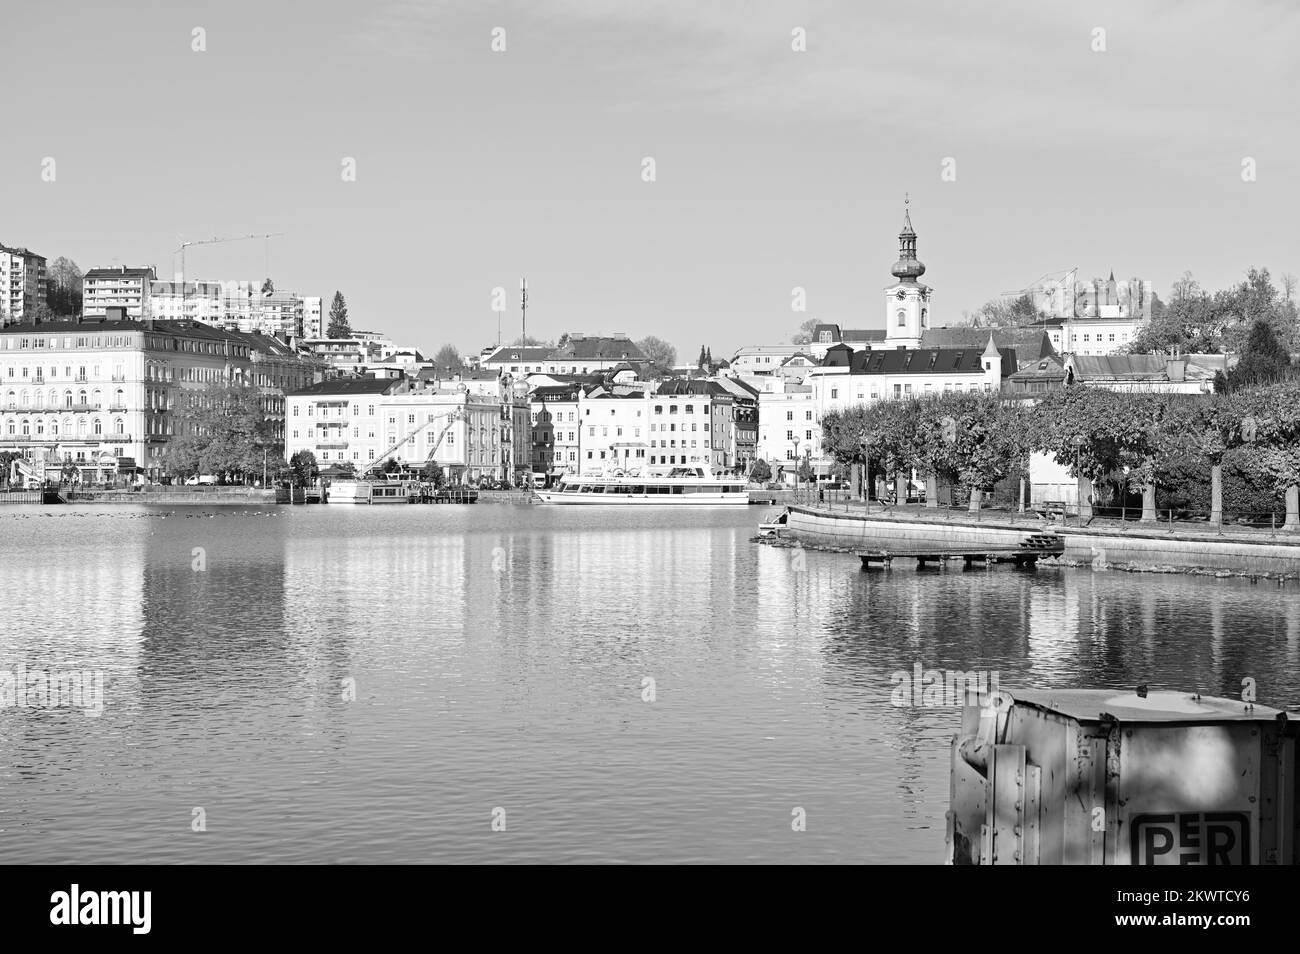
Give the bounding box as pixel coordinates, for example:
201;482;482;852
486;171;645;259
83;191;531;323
857;533;1064;570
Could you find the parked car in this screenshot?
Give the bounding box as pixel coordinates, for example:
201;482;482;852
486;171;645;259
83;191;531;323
184;475;218;486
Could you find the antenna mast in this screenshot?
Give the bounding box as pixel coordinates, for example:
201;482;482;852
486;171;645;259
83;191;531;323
520;276;528;347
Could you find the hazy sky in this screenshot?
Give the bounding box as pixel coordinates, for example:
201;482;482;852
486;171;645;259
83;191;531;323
2;1;1297;359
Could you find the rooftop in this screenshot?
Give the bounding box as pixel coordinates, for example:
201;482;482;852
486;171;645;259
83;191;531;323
841;346;1017;377
287;376;400;397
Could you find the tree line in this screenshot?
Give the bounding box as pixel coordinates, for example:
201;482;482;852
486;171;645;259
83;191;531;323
821;381;1300;520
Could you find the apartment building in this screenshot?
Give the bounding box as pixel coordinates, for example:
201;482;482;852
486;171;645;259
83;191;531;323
0;244;47;326
0;313;321;481
530;383;583;478
83;266;156;318
285;376;530;483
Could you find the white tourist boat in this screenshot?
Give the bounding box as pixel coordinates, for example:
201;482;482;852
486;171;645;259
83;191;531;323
327;478;416;504
535;466;750;506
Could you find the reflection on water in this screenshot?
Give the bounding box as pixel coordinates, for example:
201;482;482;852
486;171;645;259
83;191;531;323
1;504;1298;863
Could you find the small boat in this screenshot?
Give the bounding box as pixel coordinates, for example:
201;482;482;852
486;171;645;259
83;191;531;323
758;508;789;537
327;478;416;504
535;466;749;505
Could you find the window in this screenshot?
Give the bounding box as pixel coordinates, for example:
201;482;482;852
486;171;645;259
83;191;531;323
831;388;838;399
897;310;906;327
786;411;793;421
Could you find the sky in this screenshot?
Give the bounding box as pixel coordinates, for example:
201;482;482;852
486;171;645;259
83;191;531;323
2;0;1297;361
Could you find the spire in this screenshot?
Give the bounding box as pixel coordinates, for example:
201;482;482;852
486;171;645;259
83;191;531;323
891;195;925;281
983;334;1000;359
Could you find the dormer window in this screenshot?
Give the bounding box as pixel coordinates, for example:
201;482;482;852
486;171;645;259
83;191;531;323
818;331;832;342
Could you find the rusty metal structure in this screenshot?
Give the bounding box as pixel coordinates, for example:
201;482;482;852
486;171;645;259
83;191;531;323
948;688;1297;864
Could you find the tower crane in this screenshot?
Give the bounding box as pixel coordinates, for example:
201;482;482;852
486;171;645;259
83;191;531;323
364;407;467;479
173;233;285;313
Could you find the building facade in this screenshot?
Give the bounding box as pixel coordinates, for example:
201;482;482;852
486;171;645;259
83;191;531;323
83;267;156;318
286;376;529;483
0;316;320;482
481;334;647;377
0;244;47;326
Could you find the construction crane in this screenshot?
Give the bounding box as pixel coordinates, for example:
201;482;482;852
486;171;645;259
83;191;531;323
173;233;286;309
364;407;467;478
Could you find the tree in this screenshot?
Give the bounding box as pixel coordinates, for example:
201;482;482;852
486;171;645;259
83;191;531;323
637;336;677;376
261;277;274;297
0;450;22;487
963;293;1046;328
510;335;551;347
791;317;819;346
45;257;83;317
433;344;464;371
164;383;278;482
422;459;444;486
1127;292;1221;354
1225;318;1292;391
749;459;772;483
326;291;351;338
289;450;318;487
27;302;53;323
1171;270;1201;303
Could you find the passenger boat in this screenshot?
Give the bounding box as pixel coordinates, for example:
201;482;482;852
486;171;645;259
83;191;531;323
534;466;749;505
327;478;416;504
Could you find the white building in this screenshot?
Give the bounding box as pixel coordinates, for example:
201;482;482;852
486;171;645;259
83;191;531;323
149;280;226;323
0;244;47;326
729;345;806;377
302;297;323;338
481;334;647;377
576;385;651;474
83;266;156;318
756;380;819;469
286;376;529;483
0;315;320;481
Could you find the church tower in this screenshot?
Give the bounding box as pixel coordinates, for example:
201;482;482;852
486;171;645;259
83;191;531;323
884;197;931;349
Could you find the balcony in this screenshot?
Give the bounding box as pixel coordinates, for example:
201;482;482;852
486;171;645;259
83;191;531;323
111;374;126;383
101;434;133;443
108;404;127;412
316;441;348;450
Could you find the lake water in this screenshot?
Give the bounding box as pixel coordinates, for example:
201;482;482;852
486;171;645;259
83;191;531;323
2;502;1299;864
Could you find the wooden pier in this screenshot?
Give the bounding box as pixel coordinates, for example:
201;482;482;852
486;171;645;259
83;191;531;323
858;533;1064;570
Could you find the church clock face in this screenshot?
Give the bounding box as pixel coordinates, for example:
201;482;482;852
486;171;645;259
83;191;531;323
895;290;906;300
